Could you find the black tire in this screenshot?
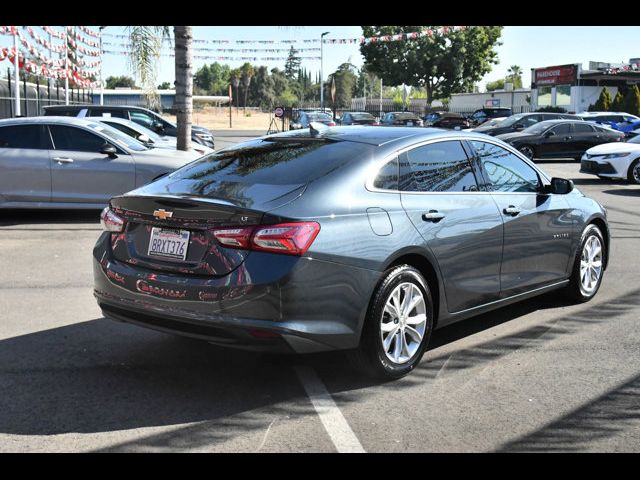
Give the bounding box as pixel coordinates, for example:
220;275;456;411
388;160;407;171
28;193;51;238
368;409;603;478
518;145;535;160
627;159;640;185
348;265;434;379
564;224;606;302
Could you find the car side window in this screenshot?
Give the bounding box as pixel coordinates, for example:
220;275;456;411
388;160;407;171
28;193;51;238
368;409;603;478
0;125;50;149
573;123;594;133
399;141;478;193
548;123;571;135
373;157;399;190
129;111;156;128
471;141;540;193
49;125;109;153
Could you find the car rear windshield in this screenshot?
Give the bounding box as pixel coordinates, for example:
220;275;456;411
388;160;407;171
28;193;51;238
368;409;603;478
308;113;333;122
395;113;420;120
352;113;374;120
163;138;373;192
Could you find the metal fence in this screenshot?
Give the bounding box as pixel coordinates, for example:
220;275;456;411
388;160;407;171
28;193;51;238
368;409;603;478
0;69;92;119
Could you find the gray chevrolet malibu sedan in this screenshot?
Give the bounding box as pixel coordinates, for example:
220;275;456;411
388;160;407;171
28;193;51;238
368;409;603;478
0;117;203;209
93;126;610;379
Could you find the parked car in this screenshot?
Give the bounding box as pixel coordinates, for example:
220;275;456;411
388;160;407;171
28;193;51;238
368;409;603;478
43;104;215;150
380;112;424;127
339;112;378;126
0;117;203;209
423;111;448;124
468;117;508;130
424;112;470;129
94;117;214;155
580;134;640;184
289;111;336;130
93;126;609;379
473;112;580;136
467;107;513;127
497;119;624;160
578;112;640;130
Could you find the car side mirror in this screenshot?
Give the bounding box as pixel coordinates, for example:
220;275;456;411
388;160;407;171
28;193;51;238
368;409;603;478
514;123;524;130
547;177;574;194
100;143;118;158
152;122;165;133
544;130;554;138
137;134;152;144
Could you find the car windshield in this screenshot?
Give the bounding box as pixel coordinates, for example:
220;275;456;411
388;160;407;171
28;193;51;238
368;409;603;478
522;121;558;135
499;114;527;127
480;118;506;127
395;113;419;120
308;113;333;122
105;120;164;143
86;122;149;151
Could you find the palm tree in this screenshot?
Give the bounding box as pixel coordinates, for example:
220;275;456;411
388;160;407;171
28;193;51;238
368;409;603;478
507;65;523;89
126;26;192;151
240;63;255;115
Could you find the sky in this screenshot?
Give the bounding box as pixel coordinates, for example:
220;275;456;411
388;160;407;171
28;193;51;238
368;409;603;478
2;26;640;92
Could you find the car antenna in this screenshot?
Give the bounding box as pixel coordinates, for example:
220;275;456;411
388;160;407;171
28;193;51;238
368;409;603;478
309;121;329;136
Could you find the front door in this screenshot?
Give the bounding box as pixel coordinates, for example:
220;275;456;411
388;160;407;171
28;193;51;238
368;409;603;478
0;124;52;204
537;122;574;158
469;140;574;296
48;124;135;204
399;140;504;313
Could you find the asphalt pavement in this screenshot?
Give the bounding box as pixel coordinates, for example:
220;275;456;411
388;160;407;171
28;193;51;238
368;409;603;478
1;154;639;452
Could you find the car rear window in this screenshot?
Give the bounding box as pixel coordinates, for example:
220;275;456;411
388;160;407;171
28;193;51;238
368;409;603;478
163;138;373;193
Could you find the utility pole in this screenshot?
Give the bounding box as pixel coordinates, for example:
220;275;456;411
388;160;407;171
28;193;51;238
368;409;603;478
13;28;20;116
64;26;69;105
320;31;329;109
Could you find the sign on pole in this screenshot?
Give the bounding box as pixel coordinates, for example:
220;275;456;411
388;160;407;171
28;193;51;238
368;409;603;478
274;107;284;118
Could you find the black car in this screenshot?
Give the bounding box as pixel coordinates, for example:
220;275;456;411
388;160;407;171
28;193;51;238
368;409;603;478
94;126;609;379
380;112;424;127
43;105;215;149
339;112;377;126
474;112;580;136
497;120;624;160
426;112;470;130
468;107;513;127
289;111;336;130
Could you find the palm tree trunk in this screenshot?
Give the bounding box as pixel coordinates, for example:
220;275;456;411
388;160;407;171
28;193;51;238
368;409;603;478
174;26;192;151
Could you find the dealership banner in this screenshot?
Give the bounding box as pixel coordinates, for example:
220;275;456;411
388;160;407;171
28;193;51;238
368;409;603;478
534;65;578;86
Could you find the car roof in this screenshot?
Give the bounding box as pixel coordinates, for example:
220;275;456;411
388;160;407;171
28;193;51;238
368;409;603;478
0;116;111;127
264;125;490;147
43;104;155;113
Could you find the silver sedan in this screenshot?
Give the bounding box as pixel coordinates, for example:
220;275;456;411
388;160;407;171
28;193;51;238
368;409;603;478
0;116;205;209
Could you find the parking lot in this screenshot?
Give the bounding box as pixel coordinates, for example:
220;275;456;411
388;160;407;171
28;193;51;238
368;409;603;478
1;142;639;452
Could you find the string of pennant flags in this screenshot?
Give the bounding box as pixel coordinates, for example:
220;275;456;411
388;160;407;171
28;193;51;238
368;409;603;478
103;41;321;53
103;49;321;61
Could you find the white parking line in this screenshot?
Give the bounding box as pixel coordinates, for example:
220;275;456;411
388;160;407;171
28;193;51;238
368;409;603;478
294;366;365;453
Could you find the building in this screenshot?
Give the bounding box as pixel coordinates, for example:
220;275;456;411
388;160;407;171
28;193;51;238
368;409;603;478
530;60;640;113
92;89;230;111
448;87;531;113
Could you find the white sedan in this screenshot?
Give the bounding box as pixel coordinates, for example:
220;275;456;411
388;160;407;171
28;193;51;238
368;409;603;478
580;135;640;184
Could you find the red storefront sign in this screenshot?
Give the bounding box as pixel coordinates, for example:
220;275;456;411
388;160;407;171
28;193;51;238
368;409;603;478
534;65;577;86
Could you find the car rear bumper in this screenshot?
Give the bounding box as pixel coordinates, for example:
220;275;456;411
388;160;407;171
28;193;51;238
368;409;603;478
93;232;379;353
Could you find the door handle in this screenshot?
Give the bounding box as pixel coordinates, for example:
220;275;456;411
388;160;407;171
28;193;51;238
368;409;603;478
503;206;521;216
53;157;74;164
422;210;445;222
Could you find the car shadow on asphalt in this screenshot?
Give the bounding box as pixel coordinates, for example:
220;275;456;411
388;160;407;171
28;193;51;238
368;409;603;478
0;209;102;227
602;188;640;197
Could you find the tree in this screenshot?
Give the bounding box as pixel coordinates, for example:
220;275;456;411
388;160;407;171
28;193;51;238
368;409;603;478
106;75;137;89
506;65;523;89
240;63;255;113
126;26;194;151
324;63;358;109
591;87;612;111
623;85;640;116
360;26;503;104
248;66;275;109
157;81;172;89
284;46;301;80
612;90;625;111
486;79;505;92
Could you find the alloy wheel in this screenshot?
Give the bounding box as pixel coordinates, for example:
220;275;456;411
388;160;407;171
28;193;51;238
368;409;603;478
380;282;427;364
580;235;603;294
519;146;534;159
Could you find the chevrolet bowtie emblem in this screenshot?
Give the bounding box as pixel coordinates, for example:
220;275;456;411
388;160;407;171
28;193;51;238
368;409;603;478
153;209;173;220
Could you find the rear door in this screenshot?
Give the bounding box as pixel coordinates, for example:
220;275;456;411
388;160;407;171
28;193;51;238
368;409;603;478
399;140;504;312
537;122;573;158
48;124;135;204
0;124;52;203
469;140;573;296
570;122;601;155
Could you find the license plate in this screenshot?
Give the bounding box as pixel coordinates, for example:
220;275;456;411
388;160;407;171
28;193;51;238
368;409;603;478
147;227;190;261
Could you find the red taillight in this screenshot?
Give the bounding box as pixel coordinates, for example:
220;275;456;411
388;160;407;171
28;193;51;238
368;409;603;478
212;222;320;256
100;207;125;232
327;122;336;127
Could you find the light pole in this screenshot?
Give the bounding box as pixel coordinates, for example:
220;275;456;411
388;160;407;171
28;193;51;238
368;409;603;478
99;26;106;105
13;28;20;116
320;31;329;110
